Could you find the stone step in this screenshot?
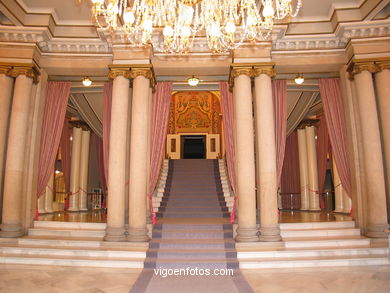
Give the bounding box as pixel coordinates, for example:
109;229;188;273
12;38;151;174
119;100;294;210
0;246;146;258
281;228;361;238
280;221;355;230
283;236;371;248
33;221;106;230
28;228;106;238
239;254;390;269
144;258;239;269
237;247;388;259
0;253;144;268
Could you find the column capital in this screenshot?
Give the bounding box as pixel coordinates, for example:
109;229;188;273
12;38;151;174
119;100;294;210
108;64;156;91
377;59;390;72
0;64;12;75
229;63;275;90
347;58;390;79
252;63;275;78
0;63;40;83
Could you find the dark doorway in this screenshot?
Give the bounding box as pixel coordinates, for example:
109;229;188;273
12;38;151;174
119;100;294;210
182;135;206;159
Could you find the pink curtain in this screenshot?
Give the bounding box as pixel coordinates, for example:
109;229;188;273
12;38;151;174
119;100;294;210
319;78;352;196
92;133;107;192
219;82;236;192
148;82;173;224
316;114;331;209
219;82;237;224
280;131;301;209
273;80;287;187
37;82;71;199
103;82;112;185
59;118;71;209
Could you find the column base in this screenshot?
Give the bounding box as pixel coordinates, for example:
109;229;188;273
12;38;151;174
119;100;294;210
309;208;321;212
104;226;126;242
67;208;80;212
127;227;150;242
366;224;389;238
44;209;54;214
235;227;258;242
0;224;24;238
334;209;344;213
259;226;282;242
79;208;88;212
342;209;351;214
38;209;46;214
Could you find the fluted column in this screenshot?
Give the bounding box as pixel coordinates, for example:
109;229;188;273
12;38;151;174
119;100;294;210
0;65;38;237
128;67;154;242
105;68;131;242
44;172;54;213
253;65;281;242
349;61;388;237
297;129;310;210
230;66;258;242
79;130;90;211
333;158;345;213
0;66;14;222
375;60;390;221
306;126;321;211
68;127;82;212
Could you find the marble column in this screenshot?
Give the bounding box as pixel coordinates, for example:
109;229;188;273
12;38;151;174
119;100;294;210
333;158;345;213
44;172;54;213
375;61;390;221
253;66;281;242
0;67;36;237
128;70;152;242
351;62;388;238
79;130;90;211
306;126;321;211
105;72;130;242
231;67;258;242
68;127;82;212
0;66;14;222
297;129;310;210
146;87;153;224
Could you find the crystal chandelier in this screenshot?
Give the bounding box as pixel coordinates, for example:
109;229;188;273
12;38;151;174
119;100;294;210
91;0;302;53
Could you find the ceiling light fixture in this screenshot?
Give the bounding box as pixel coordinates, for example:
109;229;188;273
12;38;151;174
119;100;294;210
82;77;92;87
91;0;302;54
294;74;304;85
188;76;200;86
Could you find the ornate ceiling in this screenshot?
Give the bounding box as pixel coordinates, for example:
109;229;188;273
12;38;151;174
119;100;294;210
0;0;389;130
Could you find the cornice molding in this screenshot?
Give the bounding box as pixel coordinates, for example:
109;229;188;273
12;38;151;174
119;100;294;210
0;62;40;83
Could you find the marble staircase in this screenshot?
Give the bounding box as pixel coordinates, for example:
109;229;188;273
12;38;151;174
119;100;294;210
0;221;147;268
237;221;389;269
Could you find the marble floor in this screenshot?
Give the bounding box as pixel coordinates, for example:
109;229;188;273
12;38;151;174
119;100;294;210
0;264;389;293
37;210;352;224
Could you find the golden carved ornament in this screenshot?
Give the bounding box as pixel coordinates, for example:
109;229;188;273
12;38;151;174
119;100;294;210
346;59;390;80
229;67;253;90
7;65;40;84
108;65;156;90
377;60;390;72
108;67;131;80
0;65;12;75
252;65;275;78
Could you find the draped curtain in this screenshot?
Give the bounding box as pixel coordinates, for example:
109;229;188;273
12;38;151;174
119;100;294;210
280;131;301;209
148;82;173;224
219;82;236;193
102;82;112;185
273;80;287;187
37;82;71;199
316;114;331;209
319;78;352;196
59;118;71;209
